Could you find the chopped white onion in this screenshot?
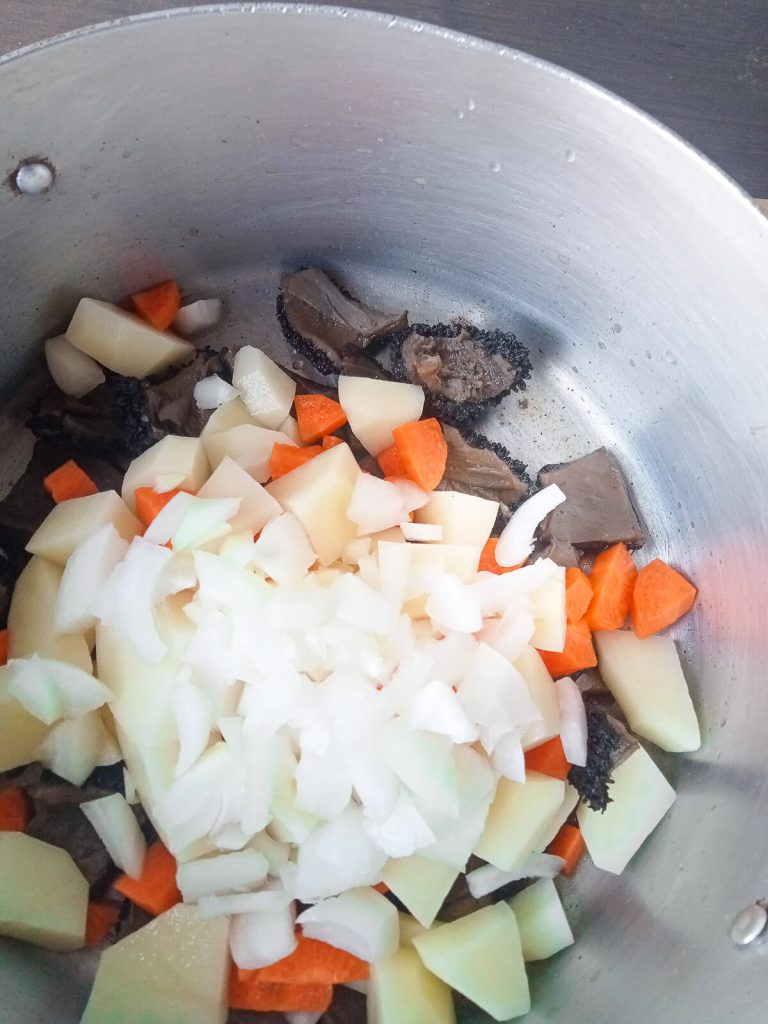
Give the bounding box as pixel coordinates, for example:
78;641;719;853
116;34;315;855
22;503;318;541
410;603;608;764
387;477;428;513
142;491;195;545
37;710;108;785
8;655;111;725
297;886;399;962
198;887;291;919
55;523;129;635
251;512;317;584
194;374;239;410
399;522;443;543
172;496;241;551
555;676;588;767
82;793;147;879
490;730;526;782
347;475;412;536
425;573;483;634
173;298;223;335
405;679;478;744
45;334;105;398
177;850;270;902
229;904;297;969
171;675;214;776
495;484;566;567
466;853;566;898
362;790;436;858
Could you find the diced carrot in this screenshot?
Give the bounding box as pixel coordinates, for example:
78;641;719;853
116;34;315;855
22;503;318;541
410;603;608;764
478;537;524;575
565;567;593;623
547;823;586;876
84;900;120;947
113;841;180;916
392;418;447;492
294;394;348;444
372;882;389;895
249;934;369;985
631;558;698;638
269;443;323;480
0;629;8;667
130;280;181;331
524;736;571;781
377;444;406;478
322;435;344;450
43;460;98;503
0;787;31;832
585;543;638;631
539;618;597;678
134;486;185;528
228;970;333;1014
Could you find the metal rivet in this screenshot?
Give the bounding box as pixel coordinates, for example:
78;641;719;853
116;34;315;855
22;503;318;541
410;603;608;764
730;903;768;946
14;160;55;195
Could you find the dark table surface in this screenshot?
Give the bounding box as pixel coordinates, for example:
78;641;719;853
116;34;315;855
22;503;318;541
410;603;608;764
4;1;767;196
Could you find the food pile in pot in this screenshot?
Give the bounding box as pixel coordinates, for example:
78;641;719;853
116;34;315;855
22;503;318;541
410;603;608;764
0;271;700;1024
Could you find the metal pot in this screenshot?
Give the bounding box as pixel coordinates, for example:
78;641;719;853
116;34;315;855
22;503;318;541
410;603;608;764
1;5;767;1022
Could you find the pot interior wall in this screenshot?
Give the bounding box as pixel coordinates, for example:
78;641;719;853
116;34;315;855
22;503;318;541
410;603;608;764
1;6;767;1022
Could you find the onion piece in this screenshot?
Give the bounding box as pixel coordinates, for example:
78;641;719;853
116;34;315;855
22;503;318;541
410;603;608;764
387;477;428;513
171;675;214;776
490;731;526;782
251;512;317;585
405;679;478;744
37;710;108;785
172;497;241;551
297;886;399;962
347;475;411;536
54;523;128;635
173;298;223;335
295;751;352;821
45;334;105;398
399;522;443;543
198;887;291;919
194;374;238;410
8;655;111;725
495;484;566;567
177;850;269;902
230;904;297;969
425;573;483;634
143;492;195;545
555;676;588;767
362;790;436;858
82;793;147;879
466;853;566;899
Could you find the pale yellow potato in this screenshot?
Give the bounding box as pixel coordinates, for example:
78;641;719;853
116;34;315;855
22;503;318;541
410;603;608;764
267;442;360;565
0;833;87;951
202;423;295;483
122;436;210;512
80;904;230;1024
415;491;499;548
8;556;93;672
26;490;140;566
197;456;281;533
516;646;561;750
509;877;574;962
200;396;256;436
0;664;49;771
474;772;565;871
66;298;193;378
370;946;455;1024
232;346;296;428
338;375;425;455
528;567;567;653
382;855;458;929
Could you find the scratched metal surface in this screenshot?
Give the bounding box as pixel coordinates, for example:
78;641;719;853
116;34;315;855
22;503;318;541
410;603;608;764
1;6;768;1023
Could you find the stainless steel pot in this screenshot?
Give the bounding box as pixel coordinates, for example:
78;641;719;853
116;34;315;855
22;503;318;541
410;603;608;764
1;6;767;1022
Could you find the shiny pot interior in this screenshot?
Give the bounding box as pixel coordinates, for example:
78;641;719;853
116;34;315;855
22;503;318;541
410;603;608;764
1;5;768;1022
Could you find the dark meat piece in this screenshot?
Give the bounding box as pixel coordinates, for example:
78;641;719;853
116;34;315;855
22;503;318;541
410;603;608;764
144;347;234;439
568;709;637;812
533;535;580;568
440;425;530;516
324;984;368;1024
391;322;531;426
338;347;392;380
113;899;153;942
278;268;408;375
227;1015;283;1024
27;802;114;888
537;447;645;552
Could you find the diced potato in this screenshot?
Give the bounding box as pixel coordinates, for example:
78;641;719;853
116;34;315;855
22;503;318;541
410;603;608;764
577;745;675;874
203;424;295;483
197;456;282;534
381;855;458;929
509;878;574;961
201;396;256;436
122;436;210;512
232;346;296;429
397;912;428;948
80;903;230;1024
267;442;360;565
66;298;193;378
415;491;498;548
26;491;140;565
0;832;88;951
279;413;302;445
8;556;93;672
0;664;49;771
594;630;701;752
412;903;529;1021
474;772;565;871
516;646;561;750
528;567;566;653
45;335;105;398
338;376;425;455
369;946;455;1024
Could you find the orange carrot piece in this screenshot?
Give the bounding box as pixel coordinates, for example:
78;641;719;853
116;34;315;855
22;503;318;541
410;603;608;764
229;971;333;1014
269;443;323;480
585;543;638;631
43;460;98;503
294;394;348;444
0;787;31;832
392;418;447;492
372;882;389;895
377;443;406;478
539;618;597;678
322;435;344;450
547;823;586;876
134;487;185;528
84;900;120;947
631;558;697;638
565;567;593;623
250;934;369;985
0;629;8;667
478;537;524;575
130;280;181;331
113;841;180;916
524;736;571;780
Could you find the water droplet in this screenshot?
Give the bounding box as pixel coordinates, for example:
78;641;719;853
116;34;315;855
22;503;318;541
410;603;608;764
490;161;501;173
467;98;476;111
457;111;465;120
387;17;397;27
565;148;576;163
413;22;424;32
414;177;427;186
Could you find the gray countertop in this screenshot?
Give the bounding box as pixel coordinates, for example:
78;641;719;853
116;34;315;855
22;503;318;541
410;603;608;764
3;1;767;195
